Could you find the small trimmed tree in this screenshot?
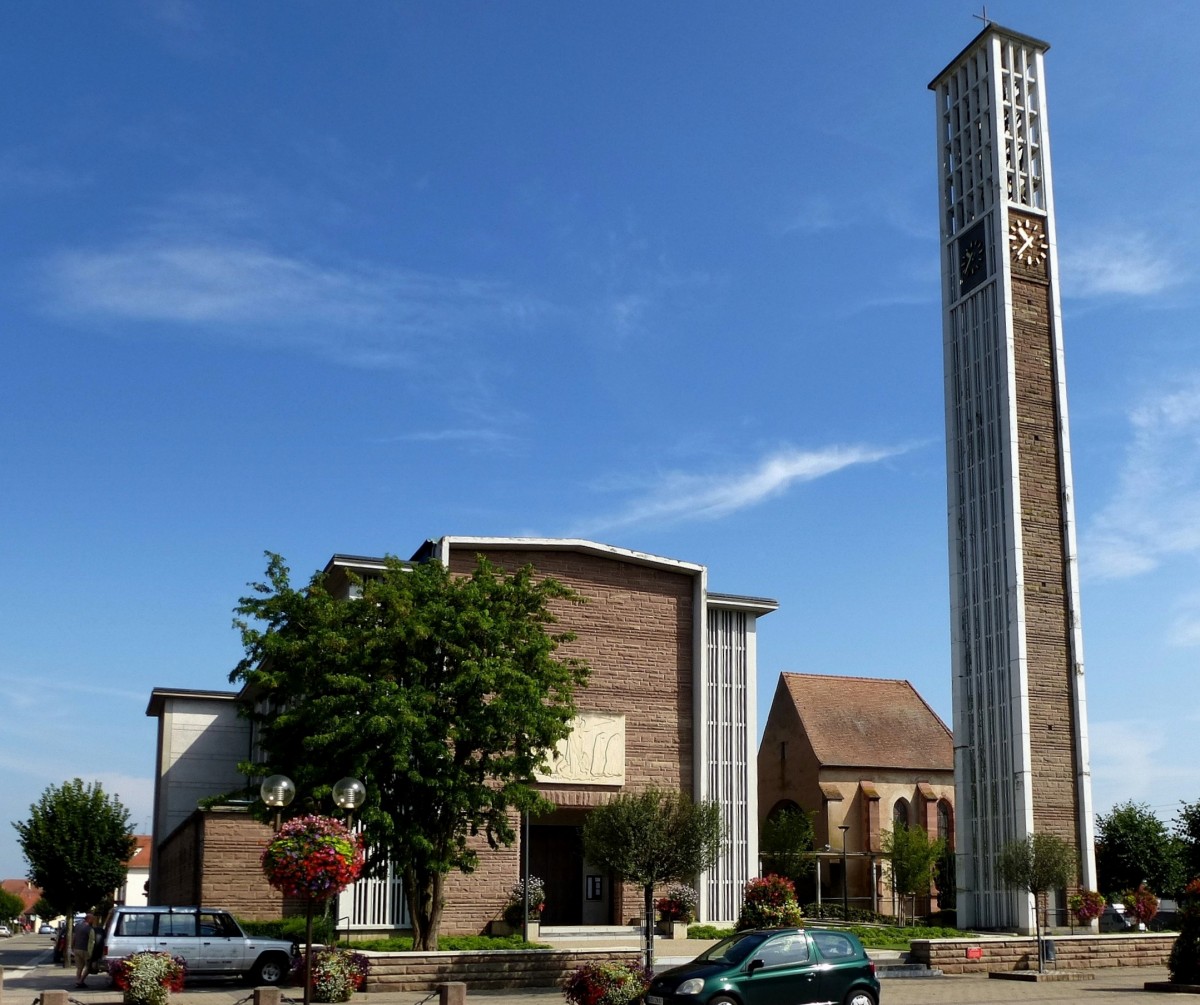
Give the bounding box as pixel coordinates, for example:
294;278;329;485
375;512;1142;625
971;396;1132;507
582;788;723;972
759;807;816;891
996;832;1076;973
883;823;945;925
14;779;135;964
0;889;25;926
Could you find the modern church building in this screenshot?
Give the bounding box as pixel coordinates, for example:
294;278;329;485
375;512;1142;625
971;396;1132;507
146;537;775;934
930;25;1098;930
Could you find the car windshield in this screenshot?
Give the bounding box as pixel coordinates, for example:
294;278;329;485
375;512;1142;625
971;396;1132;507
696;932;770;965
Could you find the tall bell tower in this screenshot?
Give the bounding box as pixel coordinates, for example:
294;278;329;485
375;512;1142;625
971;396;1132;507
929;25;1097;931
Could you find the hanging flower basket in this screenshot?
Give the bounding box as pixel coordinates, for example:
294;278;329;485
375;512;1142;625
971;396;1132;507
262;814;365;900
108;951;186;1005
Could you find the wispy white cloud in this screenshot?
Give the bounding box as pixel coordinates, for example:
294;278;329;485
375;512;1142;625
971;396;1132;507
1084;375;1200;580
1088;718;1199;817
1059;229;1183;299
781;195;840;236
40;237;547;369
572;443;908;534
378;428;518;446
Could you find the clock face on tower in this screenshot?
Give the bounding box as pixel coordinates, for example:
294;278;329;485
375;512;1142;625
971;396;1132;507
956;220;988;295
1009;215;1049;268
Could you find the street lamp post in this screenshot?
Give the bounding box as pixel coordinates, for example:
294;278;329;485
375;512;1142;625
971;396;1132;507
260;775;367;1005
838;824;850;920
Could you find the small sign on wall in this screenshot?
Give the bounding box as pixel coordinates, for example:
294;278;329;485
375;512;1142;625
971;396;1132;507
586;875;602;901
965;946;983;960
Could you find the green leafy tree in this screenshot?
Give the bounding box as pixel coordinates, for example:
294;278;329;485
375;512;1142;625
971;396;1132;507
759;806;816;890
0;888;25;925
231;552;589;952
996;832;1076;972
1095;800;1184;897
882;823;945;925
13;779;135;962
581;788;723;971
1175;799;1200;884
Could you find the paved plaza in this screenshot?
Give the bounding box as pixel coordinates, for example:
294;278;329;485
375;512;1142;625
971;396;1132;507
1;956;1180;1005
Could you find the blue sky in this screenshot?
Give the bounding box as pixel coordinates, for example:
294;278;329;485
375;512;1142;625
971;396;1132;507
3;1;1199;882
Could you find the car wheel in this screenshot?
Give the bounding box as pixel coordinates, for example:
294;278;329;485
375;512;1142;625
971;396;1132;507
250;954;289;986
708;997;738;1005
843;991;877;1005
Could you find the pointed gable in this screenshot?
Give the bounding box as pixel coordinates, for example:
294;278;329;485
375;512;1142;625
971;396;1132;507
780;672;952;771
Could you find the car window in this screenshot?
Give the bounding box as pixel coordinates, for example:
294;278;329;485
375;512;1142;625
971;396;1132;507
199;912;239;937
116;913;156;937
757;933;811;968
158;914;197;937
812;931;859;959
697;932;768;965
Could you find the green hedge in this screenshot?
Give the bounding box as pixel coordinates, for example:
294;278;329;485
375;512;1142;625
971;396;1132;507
239;916;336;946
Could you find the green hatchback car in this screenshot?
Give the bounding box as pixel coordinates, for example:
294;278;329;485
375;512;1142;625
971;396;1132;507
644;927;880;1005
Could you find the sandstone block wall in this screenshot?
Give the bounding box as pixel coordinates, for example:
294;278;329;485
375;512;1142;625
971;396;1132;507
909;933;1173;974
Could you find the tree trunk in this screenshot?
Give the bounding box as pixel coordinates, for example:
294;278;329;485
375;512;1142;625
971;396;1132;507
404;866;445;951
643;884;654;974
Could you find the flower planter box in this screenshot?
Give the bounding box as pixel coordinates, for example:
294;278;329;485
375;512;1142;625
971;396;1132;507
656;920;689;940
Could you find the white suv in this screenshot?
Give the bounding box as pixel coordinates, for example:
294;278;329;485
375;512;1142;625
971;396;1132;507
101;906;297;985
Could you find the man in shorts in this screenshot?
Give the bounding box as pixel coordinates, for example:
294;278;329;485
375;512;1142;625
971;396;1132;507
72;913;95;988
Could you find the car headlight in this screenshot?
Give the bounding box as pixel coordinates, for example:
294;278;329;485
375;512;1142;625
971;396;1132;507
675;978;704;995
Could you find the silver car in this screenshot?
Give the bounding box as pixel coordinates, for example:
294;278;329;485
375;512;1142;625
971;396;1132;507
101;906;297;985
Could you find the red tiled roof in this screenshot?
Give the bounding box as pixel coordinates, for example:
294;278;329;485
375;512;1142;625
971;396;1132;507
779;672;953;771
125;835;153;870
1;879;41;912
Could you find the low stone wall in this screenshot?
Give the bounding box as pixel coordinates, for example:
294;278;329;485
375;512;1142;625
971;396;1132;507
364;948;640;993
909;933;1175;974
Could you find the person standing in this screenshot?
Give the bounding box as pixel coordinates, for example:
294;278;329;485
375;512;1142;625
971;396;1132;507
72;913;95;988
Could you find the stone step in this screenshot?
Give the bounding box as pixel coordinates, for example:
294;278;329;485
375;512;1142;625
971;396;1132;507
877;962;944;978
539;925;645;941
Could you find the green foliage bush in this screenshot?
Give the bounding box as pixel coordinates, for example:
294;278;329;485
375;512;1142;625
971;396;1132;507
239;916;335;946
1168;878;1200;984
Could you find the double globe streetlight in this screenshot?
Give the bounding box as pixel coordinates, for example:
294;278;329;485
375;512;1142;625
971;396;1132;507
260;774;368;830
259;774;368;1005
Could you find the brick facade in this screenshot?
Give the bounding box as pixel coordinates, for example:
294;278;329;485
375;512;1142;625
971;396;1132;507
1012;270;1084;854
151;539;768;936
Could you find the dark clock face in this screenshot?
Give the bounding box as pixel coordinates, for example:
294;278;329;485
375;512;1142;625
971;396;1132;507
956;221;988;295
960;239;985;279
1009;215;1049;268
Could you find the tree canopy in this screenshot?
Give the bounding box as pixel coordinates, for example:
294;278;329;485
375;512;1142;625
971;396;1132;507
882;823;945;925
582;788;723;970
0;888;25;924
996;831;1076;971
13;779;134;927
231;552;589;951
1095;800;1183;897
759;805;816;890
1175;799;1200;885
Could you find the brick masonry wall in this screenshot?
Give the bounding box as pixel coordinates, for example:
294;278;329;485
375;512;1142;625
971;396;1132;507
198;811;289;919
909;933;1173;974
440;546;696;933
365;947;642;992
1012;268;1084;854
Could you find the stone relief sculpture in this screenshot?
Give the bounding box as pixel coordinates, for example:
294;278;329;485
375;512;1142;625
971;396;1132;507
535;712;626;784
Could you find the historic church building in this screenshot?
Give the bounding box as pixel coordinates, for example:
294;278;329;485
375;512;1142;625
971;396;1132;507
146;536;775;934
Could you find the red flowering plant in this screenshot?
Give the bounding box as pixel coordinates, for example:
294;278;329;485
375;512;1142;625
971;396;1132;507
261;814;364;900
108;951;186;1005
562;959;653;1005
1068;889;1106;925
655;884;698;923
736;874;803;930
1123;884;1159;926
290;948;369;1003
